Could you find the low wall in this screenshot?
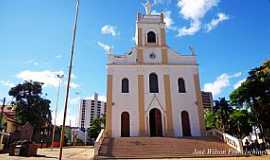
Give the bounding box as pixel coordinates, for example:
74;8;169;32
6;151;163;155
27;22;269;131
206;129;243;153
94;129;105;158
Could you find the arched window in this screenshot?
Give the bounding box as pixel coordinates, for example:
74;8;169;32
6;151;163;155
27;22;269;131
178;78;186;93
147;31;156;43
122;78;129;93
149;73;159;93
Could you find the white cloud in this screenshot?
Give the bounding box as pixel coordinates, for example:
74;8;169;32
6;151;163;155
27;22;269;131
232;72;242;77
206;12;229;32
177;0;220;36
69;82;80;89
178;20;201;36
152;10;174;29
0;80;15;88
99;96;107;102
70;96;81;105
154;0;172;4
17;70;64;87
233;79;245;89
101;25;119;36
16;70;79;89
178;0;219;20
52;96;81;126
164;11;174;29
203;72;242;97
97;41;112;53
53;109;77;126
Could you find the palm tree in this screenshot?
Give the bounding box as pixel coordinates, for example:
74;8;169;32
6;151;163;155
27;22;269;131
214;98;232;132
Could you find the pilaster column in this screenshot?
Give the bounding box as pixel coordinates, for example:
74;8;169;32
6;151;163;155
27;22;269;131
137;48;144;64
193;73;206;136
105;75;113;137
138;75;146;136
161;48;168;64
163;74;174;136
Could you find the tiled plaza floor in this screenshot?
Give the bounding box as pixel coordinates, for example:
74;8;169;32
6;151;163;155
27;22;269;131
152;156;270;160
0;147;269;160
0;146;94;160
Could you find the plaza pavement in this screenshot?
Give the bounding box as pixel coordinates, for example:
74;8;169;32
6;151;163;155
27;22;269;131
0;146;269;160
0;146;94;160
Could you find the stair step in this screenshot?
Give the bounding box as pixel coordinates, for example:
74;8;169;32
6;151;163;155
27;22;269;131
98;137;240;158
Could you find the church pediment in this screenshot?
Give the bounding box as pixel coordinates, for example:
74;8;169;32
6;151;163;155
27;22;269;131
145;94;165;113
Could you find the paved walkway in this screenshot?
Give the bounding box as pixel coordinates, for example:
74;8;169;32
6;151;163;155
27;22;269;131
0;146;95;160
143;156;270;160
0;147;269;160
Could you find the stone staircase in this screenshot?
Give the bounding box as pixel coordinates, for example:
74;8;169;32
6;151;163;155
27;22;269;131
97;136;241;159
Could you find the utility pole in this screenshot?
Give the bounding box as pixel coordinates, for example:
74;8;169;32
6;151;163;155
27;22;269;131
59;0;79;159
51;74;64;150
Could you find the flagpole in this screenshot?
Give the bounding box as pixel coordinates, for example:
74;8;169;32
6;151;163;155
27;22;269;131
59;0;79;159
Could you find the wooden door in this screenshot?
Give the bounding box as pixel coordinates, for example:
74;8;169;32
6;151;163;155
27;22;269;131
121;112;130;137
150;108;163;136
181;111;191;136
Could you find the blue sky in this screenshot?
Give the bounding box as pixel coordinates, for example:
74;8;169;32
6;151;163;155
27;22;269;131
0;0;269;126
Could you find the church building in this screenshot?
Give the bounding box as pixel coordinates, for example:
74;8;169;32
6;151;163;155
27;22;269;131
105;1;205;138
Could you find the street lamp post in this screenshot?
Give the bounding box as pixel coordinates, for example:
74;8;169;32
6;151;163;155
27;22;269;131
74;92;87;145
51;74;64;150
59;0;79;159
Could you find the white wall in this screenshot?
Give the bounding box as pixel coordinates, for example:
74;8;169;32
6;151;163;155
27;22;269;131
107;13;202;138
109;67;139;137
108;63;202;137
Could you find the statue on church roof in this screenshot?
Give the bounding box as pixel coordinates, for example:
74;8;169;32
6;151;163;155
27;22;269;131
144;0;152;15
189;46;196;56
108;47;113;55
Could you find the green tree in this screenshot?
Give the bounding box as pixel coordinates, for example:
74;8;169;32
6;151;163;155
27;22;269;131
8;81;52;142
228;109;253;138
230;60;270;138
204;100;253;138
87;117;105;139
204;110;218;130
213;98;232;132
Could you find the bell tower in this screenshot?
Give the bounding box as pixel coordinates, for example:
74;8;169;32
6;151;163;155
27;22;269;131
135;1;168;65
135;1;167;47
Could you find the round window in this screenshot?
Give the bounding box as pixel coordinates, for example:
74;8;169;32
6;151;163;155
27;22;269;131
149;53;156;59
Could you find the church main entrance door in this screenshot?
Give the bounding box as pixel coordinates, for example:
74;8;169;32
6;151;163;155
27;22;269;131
149;108;163;137
121;112;130;137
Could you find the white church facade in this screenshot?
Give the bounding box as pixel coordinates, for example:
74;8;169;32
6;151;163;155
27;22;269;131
105;2;205;138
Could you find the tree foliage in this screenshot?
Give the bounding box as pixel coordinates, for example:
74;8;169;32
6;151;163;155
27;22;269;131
87;117;105;139
204;111;217;129
228;109;253;138
205;97;252;138
213;98;233;132
8;81;52;142
230;60;270;137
